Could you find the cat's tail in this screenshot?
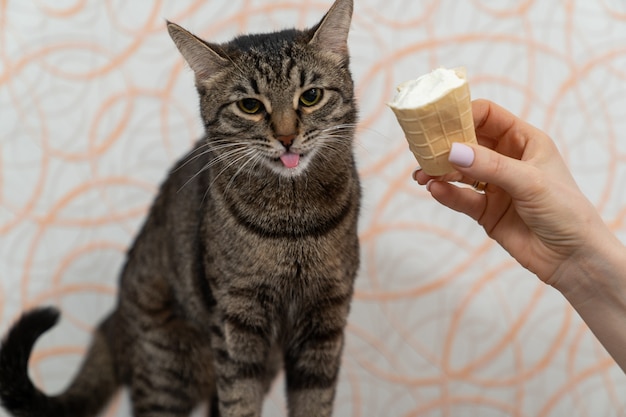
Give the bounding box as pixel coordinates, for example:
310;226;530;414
0;307;119;417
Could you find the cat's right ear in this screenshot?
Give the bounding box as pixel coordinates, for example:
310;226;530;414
166;21;229;80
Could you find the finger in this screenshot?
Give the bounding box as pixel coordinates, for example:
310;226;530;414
472;99;520;142
472;99;552;160
427;180;486;221
450;142;540;200
412;168;431;185
412;167;484;193
412;168;463;185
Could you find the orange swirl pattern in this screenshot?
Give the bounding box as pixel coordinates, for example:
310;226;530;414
2;1;626;416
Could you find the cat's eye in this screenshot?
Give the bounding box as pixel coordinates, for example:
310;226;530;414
237;98;263;115
299;88;323;107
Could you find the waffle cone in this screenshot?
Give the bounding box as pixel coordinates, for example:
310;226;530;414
388;68;477;176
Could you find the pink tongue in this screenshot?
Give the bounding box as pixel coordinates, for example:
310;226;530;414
280;152;300;168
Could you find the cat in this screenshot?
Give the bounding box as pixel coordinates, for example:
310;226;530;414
0;0;360;415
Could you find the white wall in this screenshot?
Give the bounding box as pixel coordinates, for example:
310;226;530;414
2;0;626;415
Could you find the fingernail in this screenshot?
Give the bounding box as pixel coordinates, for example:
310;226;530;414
449;143;475;167
411;168;421;181
425;179;435;192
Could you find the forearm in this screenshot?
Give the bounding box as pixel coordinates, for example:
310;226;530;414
552;231;626;372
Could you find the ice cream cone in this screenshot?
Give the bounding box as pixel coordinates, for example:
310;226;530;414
388;68;477;176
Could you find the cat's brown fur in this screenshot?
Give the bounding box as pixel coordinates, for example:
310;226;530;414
0;0;360;416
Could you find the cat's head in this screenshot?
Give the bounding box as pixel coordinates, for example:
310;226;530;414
167;0;356;178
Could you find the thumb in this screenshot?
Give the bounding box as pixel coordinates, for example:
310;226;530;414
449;142;531;197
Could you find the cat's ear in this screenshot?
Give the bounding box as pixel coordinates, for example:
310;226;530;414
167;21;229;80
308;0;353;58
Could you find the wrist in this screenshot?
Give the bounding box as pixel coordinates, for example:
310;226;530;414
549;229;626;371
550;227;626;311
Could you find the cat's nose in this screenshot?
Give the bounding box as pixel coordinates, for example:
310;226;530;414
277;134;296;148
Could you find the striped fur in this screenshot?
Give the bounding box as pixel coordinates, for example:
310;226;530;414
0;0;359;416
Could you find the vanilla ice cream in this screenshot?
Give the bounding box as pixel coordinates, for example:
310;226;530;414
388;67;477;176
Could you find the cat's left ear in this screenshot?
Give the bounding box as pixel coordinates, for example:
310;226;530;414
167;21;229;80
308;0;353;59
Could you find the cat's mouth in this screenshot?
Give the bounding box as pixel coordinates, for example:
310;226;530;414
270;150;315;176
278;151;301;169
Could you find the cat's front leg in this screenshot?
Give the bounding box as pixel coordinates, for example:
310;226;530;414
210;310;275;417
284;307;348;417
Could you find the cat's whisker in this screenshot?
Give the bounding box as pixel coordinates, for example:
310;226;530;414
174;139;243;172
177;146;252;193
320;123;358;134
203;149;258;201
176;148;214;172
223;151;262;194
173;142;213;172
208;147;256;183
317;125;377;156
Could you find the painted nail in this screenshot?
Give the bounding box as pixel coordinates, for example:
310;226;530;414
448;142;475;167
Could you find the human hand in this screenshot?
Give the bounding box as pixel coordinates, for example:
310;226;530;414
413;99;616;290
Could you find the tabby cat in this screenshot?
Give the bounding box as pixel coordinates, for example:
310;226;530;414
0;0;360;415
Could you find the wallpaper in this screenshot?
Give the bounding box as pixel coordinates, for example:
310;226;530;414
2;0;626;416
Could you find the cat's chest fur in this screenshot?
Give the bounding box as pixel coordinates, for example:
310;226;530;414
196;150;360;312
145;146;359;330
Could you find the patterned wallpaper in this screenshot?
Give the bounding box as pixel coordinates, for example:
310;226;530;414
2;0;626;416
